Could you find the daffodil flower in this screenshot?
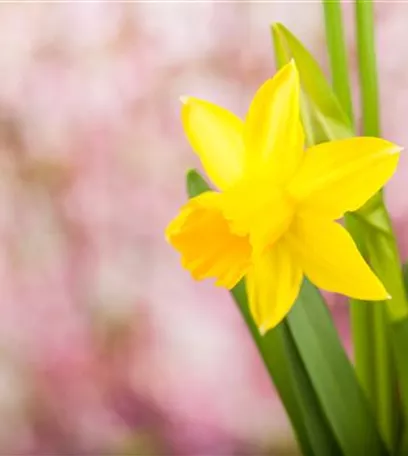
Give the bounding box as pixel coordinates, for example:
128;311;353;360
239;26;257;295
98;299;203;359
166;61;401;334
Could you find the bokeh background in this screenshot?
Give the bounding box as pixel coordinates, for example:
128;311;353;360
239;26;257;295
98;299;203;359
0;2;407;455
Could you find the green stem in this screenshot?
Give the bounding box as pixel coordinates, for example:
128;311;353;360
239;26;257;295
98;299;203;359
323;0;397;450
323;0;354;123
355;0;396;450
373;304;397;451
321;2;377;407
346;212;378;412
323;0;378;419
356;0;380;136
350;301;376;405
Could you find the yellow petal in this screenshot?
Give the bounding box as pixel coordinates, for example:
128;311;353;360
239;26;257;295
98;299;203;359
244;60;304;182
287;216;389;300
288;137;401;219
181;97;244;190
246;240;303;334
222;179;295;256
166;192;251;289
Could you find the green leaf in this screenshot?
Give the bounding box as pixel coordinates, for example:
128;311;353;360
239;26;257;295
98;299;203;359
288;281;388;455
393;264;408;455
187;169;342;456
390;315;408;456
186;169;211;196
272;23;352;146
233;282;342;456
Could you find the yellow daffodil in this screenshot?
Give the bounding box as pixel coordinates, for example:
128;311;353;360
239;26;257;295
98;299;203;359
166;61;401;334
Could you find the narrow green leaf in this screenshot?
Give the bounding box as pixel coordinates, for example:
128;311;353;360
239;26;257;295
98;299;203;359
393;265;408;455
233;282;342;456
186;169;342;456
288;281;388;456
403;263;408;289
272;23;352;146
390;316;408;456
186;169;211;196
348;209;402;451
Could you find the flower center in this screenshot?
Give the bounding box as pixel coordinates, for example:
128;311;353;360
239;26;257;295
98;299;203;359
222;178;296;256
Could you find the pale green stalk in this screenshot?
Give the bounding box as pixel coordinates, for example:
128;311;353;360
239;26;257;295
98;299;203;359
323;0;377;415
323;0;354;123
356;0;379;136
323;0;398;450
323;0;375;408
355;0;397;450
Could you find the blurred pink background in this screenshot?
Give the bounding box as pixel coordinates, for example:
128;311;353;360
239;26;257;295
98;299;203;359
0;2;406;455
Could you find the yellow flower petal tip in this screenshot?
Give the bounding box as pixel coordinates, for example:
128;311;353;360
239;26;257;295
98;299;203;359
180;95;190;104
387;143;403;154
168;61;401;332
258;319;281;336
258;325;267;336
